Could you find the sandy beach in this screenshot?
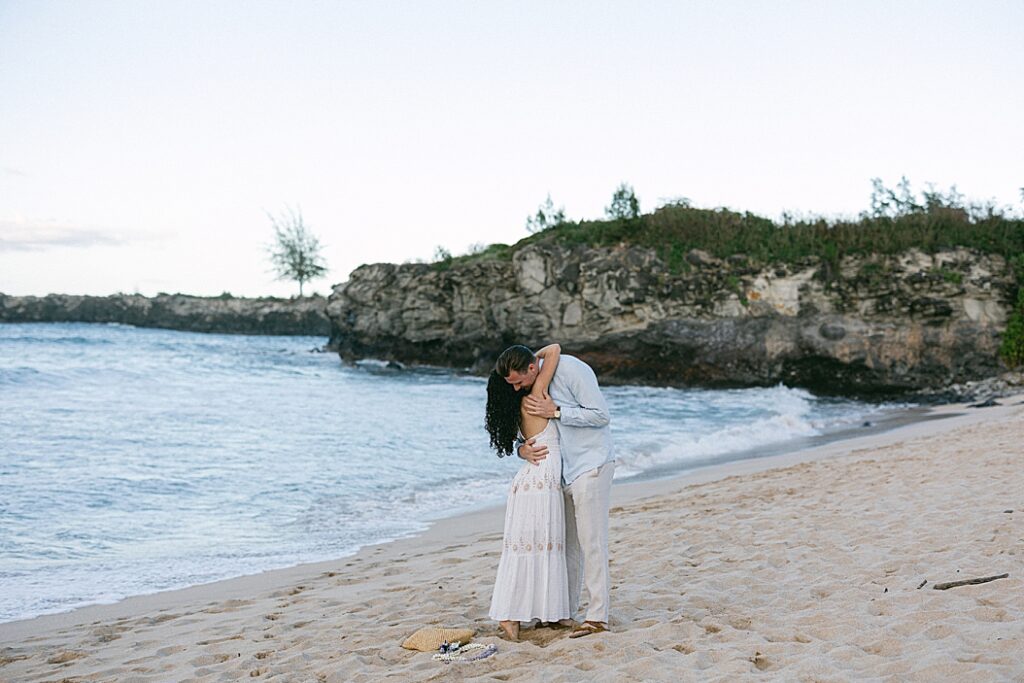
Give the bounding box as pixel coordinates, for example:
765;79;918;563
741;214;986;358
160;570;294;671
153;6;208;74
1;398;1021;682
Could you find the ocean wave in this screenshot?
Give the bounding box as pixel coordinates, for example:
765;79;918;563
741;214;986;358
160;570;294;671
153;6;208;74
0;366;47;386
615;413;819;478
0;334;115;346
610;384;875;478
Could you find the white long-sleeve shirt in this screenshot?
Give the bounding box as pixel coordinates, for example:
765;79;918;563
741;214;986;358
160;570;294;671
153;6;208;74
540;355;615;485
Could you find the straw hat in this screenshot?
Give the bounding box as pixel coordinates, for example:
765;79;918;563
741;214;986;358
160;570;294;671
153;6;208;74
401;627;475;652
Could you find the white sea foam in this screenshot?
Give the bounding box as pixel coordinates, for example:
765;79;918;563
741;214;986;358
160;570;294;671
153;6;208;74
610;384;884;478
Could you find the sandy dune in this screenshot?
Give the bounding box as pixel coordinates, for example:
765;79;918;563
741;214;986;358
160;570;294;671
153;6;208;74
1;399;1021;682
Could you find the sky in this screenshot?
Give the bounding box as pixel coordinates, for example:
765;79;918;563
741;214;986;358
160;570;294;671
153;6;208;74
1;0;1022;297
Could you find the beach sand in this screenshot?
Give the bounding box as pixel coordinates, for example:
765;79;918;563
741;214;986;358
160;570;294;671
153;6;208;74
1;398;1021;682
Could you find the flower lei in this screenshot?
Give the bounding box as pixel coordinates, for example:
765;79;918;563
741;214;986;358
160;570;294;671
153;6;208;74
432;641;498;662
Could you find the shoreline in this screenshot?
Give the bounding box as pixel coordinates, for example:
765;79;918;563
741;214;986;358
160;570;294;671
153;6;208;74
0;389;913;630
1;395;1020;680
0;396;996;642
0;401;917;634
0;296;330;337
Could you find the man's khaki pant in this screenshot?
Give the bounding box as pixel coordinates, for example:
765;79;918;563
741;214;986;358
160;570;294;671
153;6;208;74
563;460;614;624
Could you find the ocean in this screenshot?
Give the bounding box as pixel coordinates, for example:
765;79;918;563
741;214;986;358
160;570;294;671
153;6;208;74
0;322;903;623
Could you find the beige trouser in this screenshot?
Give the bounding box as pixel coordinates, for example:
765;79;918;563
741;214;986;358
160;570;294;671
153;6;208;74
563;460;614;624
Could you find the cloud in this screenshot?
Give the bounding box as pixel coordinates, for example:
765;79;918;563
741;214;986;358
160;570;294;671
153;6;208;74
0;219;132;252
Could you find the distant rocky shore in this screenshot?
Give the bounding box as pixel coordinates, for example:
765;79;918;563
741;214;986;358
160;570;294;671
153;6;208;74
326;244;1018;397
4;243;1019;399
0;293;330;336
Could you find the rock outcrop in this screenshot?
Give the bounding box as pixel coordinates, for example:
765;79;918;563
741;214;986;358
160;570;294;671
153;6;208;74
0;293;330;336
326;245;1016;395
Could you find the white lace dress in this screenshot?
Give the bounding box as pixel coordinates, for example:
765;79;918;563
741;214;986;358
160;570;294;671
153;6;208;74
488;420;570;622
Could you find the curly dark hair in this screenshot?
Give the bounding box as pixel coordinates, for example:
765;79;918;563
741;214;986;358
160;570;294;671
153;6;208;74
485;370;523;457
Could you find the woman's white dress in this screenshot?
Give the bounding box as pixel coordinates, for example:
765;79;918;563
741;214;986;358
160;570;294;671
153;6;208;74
488;420;570;622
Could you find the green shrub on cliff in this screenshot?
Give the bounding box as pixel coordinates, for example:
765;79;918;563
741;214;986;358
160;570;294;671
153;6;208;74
520;178;1024;270
432;246;454;271
525;194;567;234
606;182;641;221
434;179;1024;281
1001;287;1024;369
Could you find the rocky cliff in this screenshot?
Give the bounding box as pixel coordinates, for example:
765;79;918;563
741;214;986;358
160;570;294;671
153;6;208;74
326;245;1016;395
0;293;330;336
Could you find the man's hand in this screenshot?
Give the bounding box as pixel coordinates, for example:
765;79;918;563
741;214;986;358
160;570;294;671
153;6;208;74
523;393;558;418
518;437;549;465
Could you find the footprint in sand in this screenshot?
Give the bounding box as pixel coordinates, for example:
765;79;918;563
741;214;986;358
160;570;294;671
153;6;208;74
189;653;235;666
204;599;252;614
750;651;773;671
728;615;753;630
91;625;128;643
46;650;87;664
143;613;179;626
196;634;244;646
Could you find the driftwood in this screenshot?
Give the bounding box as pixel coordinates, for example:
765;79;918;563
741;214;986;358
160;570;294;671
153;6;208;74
932;573;1009;591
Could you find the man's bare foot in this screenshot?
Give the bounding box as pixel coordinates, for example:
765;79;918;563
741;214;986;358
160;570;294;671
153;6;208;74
498;620;520;641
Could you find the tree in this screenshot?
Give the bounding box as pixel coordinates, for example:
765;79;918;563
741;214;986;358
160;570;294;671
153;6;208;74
525;194;566;234
267;206;328;296
606;182;640;220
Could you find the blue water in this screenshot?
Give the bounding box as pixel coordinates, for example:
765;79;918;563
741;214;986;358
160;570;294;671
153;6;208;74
0;323;901;623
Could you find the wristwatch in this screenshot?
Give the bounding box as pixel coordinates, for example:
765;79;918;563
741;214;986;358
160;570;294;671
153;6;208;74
554;407;561;420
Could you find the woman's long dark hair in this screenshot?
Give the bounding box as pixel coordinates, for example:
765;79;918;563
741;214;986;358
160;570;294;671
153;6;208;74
485;370;523;457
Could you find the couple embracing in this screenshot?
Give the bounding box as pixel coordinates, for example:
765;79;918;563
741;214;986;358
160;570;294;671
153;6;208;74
484;344;615;641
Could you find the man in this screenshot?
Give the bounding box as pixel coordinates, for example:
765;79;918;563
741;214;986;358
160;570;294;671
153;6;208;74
495;344;615;638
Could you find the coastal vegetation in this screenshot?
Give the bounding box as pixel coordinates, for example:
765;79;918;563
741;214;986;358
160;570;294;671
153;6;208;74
605;182;641;222
434;178;1024;372
1000;287;1024;368
449;178;1024;281
525;194;567;234
267;206;328;296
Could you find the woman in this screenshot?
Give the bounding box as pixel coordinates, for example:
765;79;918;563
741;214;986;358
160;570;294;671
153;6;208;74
485;343;569;641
